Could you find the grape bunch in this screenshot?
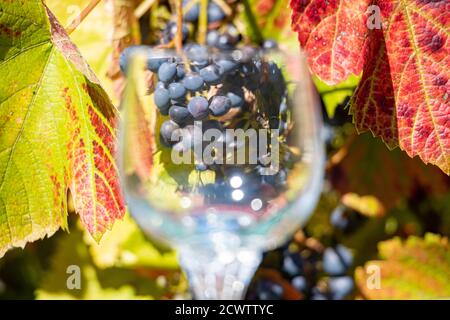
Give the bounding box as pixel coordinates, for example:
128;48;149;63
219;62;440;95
246;233;355;300
129;42;288;168
120;0;291;206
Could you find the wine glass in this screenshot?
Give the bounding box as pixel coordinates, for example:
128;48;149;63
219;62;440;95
118;45;325;300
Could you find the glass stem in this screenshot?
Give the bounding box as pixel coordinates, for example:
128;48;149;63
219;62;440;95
178;246;262;300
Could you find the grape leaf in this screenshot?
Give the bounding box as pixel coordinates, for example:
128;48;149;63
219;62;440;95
0;0;125;257
290;0;450;174
45;0;116;103
290;0;371;84
355;233;450;299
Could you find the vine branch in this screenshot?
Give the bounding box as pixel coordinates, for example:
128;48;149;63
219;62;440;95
66;0;103;35
242;0;263;44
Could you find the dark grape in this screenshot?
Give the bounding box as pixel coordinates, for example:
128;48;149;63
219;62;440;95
154;87;170;112
215;58;239;73
226;88;244;108
330;206;349;231
158;62;177;83
182;73;205;91
207;2;225;23
169;106;193;125
216;24;240;49
281;252;304;277
256;280;284;300
155;81;166;91
184;44;209;67
291;276;308;293
147;57;168;72
311;287;329;300
328;276;354;300
168;82;187;100
176;65;186;79
183;0;200;22
200;64;223;84
188;96;209;120
209;95;231;116
162;22;189;44
119;45;147;73
323;245;353;276
160;120;180;146
196;162;208;171
263;39;278;50
206;30;220;47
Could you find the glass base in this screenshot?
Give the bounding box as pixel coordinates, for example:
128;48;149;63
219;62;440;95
178;243;262;300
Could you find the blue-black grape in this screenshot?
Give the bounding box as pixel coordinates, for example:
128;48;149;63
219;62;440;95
291;276;308;293
328;276;354;300
263;39;278;50
119;45;147;73
158;62;177;83
147;57;168;72
160;120;180;146
182;73;205;91
200;64;223;84
206;30;220;47
183;0;200;22
162;22;189;44
154;87;170;113
196;162;208;171
216;24;241;49
188;96;209;120
323;245;353;276
168;82;187;100
176;65;186;79
184;44;209;68
169;106;193;125
226;88;245;108
282;252;304;277
216;58;239;73
209;95;231;116
330;206;349;231
207;2;225;23
256;280;284;300
155;81;166;91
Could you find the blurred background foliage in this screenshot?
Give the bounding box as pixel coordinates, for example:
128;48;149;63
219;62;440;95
0;0;449;300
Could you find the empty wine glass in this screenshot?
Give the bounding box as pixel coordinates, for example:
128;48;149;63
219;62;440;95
118;45;325;300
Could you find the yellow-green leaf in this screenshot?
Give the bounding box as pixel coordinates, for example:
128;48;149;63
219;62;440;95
355;234;450;299
0;0;125;257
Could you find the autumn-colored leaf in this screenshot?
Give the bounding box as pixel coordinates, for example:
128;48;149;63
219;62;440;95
290;0;371;85
381;0;450;174
0;0;125;257
355;233;450;299
45;0;117;103
349;29;397;148
290;0;450;174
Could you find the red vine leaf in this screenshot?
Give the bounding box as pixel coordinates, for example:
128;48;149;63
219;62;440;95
290;0;450;174
290;0;371;85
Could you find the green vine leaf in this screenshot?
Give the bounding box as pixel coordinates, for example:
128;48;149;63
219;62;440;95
0;0;125;257
355;234;450;299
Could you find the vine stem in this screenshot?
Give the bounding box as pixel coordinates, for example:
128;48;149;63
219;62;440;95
66;0;103;35
197;0;208;44
242;0;263;44
175;0;184;54
134;0;158;19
